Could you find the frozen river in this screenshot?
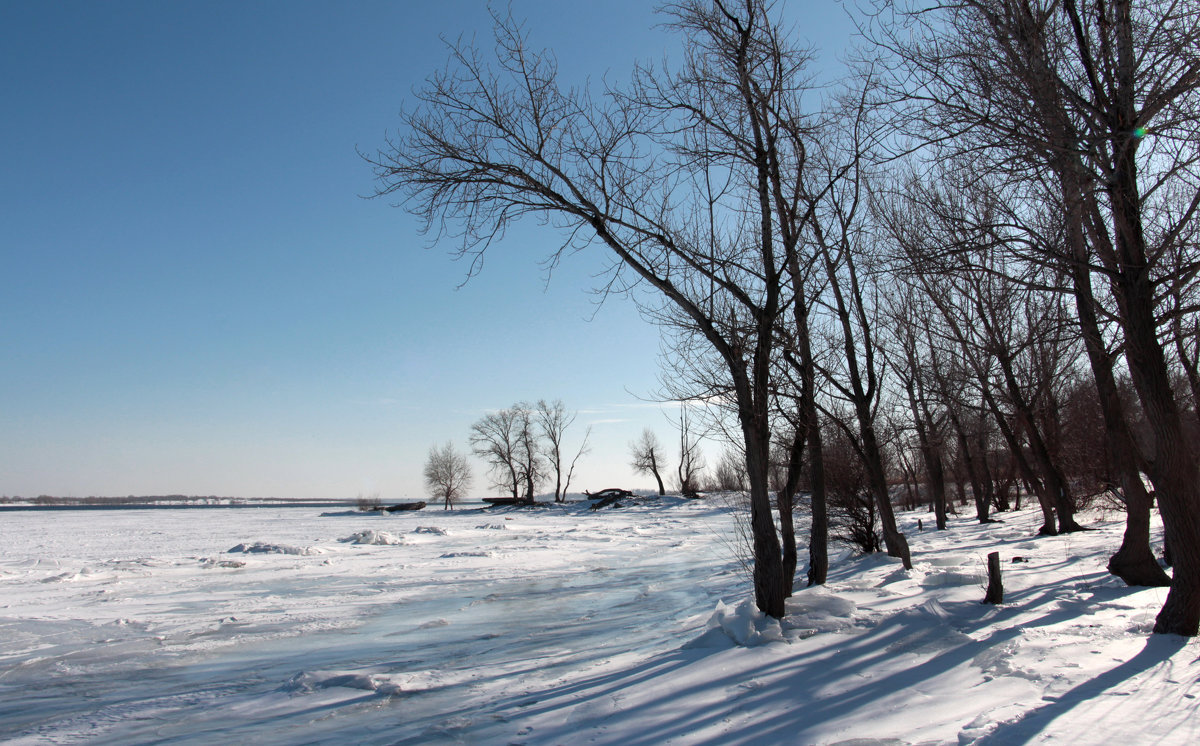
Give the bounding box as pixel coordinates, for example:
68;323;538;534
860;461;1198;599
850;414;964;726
0;499;739;743
4;499;1196;745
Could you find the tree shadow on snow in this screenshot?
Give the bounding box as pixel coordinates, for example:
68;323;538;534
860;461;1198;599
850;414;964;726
969;635;1188;745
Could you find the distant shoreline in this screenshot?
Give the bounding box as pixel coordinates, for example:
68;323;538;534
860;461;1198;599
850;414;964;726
0;500;359;512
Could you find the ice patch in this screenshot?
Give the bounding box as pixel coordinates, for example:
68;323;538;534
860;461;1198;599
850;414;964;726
339;530;405;545
440;551;494;558
227;542;322;556
419;618;450;628
284;670;405;696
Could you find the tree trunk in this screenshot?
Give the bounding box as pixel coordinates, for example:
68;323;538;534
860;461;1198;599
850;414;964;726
951;417;990;525
975;427;997;521
992;346;1082;534
777;419;809;597
912;393;949;530
777;488;798;598
742;416;786;618
973;380;1059;535
1067;239;1167;586
649;451;665;496
858;414;912;569
807;420;829;586
1112;237;1200;633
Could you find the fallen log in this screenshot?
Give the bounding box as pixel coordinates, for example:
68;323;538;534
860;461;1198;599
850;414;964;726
482;497;535;507
585;488;636;511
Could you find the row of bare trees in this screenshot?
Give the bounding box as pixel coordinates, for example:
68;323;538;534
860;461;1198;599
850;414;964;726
469;399;591;503
371;0;1200;634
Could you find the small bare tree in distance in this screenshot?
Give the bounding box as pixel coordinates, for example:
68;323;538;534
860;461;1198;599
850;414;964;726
630;428;668;496
424;442;473;510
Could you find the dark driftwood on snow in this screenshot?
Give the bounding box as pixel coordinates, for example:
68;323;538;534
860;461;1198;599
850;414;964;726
482;497;534;506
585;488;635;500
585;488;635;510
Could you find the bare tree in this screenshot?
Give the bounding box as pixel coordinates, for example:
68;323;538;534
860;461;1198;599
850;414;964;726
469;404;544;500
675;404;707;497
711;444;749;492
535;399;589;502
886;289;949;530
423;442;473;509
630;428;668;496
369;1;831;616
513;402;544;500
469;408;523;499
801;141;913;569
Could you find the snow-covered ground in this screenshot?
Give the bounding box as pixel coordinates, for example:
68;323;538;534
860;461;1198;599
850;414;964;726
0;498;1196;744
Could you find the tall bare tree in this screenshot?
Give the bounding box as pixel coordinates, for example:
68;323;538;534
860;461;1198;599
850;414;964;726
369;1;838;616
536;399;590;502
469;404;544;500
469;407;524;499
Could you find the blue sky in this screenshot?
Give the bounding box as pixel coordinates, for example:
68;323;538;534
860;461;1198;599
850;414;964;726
1;1;855;500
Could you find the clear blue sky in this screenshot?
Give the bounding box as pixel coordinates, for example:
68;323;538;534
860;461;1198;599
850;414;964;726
1;1;855;500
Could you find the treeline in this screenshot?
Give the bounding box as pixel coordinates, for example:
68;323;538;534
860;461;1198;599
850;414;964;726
424;399;591;508
370;1;1200;634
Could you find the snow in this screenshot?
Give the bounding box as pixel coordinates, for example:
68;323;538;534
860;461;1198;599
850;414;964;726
339;530;405;546
0;498;1197;744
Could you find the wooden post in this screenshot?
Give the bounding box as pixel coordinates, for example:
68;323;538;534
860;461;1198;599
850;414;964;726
983;551;1003;604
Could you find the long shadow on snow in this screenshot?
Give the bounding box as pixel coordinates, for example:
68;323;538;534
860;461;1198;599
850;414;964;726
970;635;1188;745
473;571;1167;745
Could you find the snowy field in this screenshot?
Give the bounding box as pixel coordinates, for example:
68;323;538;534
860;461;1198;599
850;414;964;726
0;497;1197;745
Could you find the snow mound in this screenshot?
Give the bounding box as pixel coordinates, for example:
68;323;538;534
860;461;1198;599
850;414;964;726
783;587;859;635
339;530;404;545
199;558;246;569
284;670;404;696
686;599;784;648
41;568;100;583
919;568;982;588
413;526;448;535
227;542;322;556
